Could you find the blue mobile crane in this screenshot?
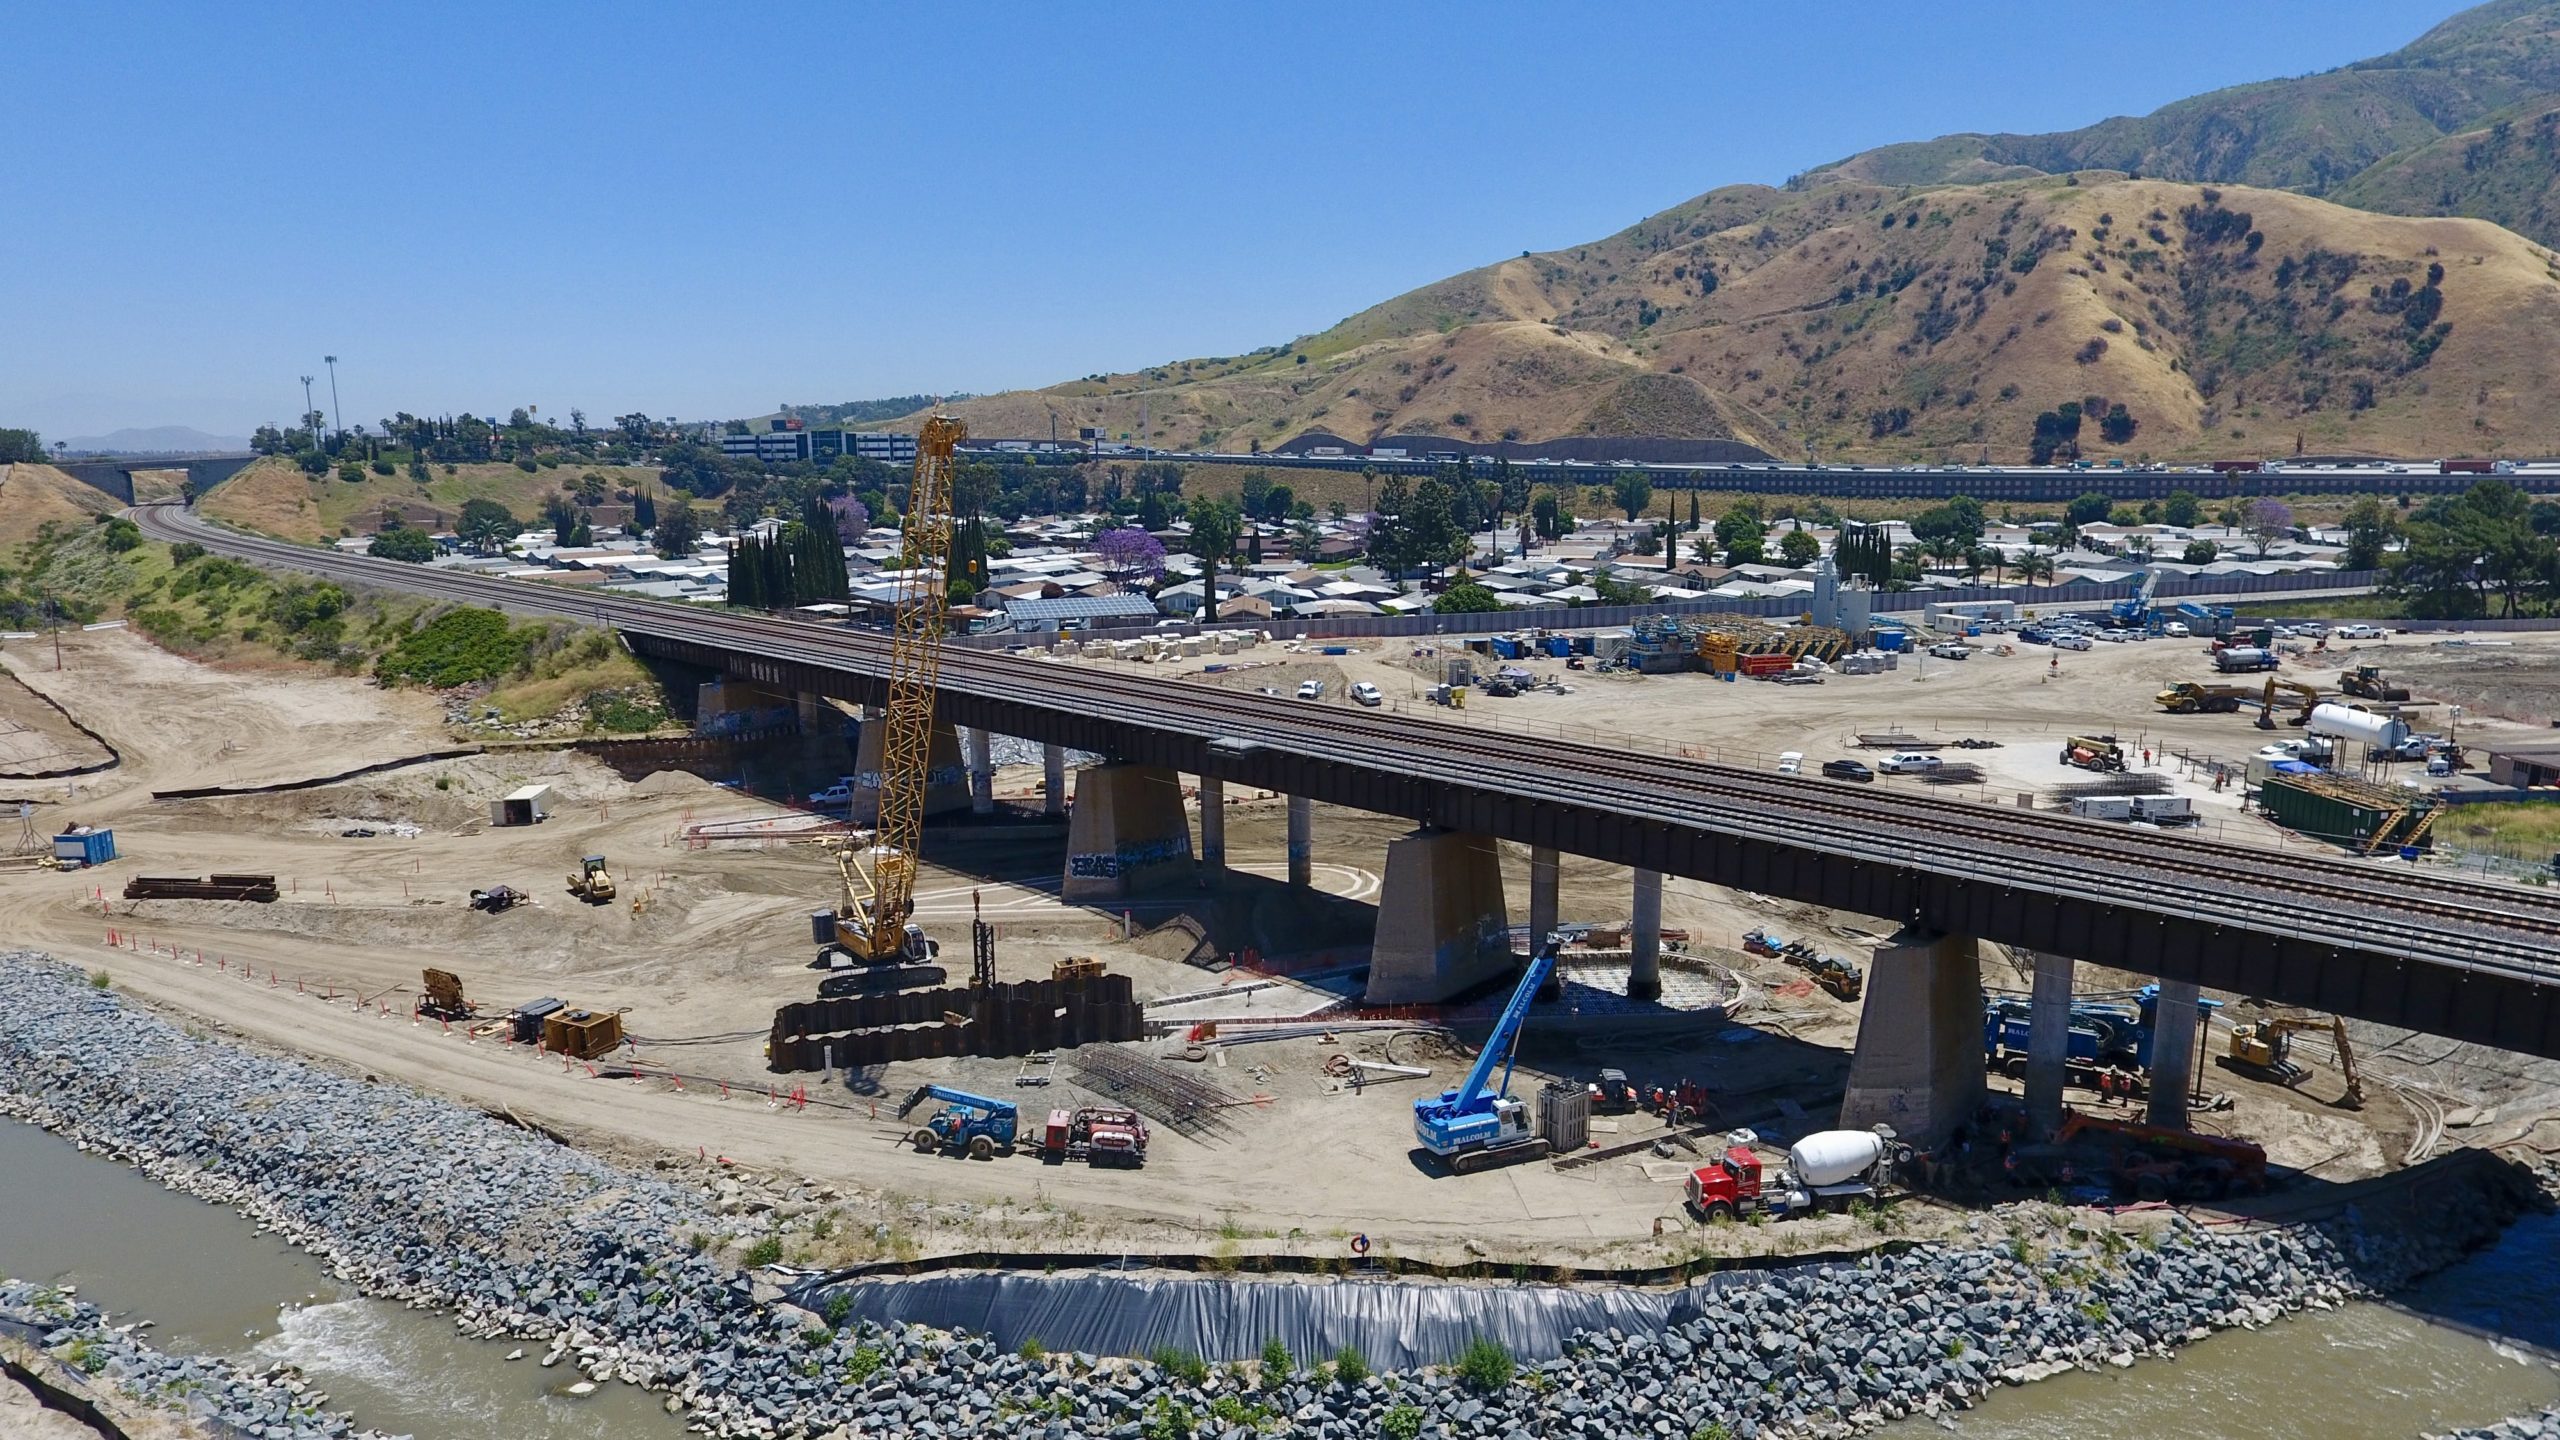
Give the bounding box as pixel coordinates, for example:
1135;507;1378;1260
2109;568;2162;630
1413;940;1558;1174
897;1084;1018;1160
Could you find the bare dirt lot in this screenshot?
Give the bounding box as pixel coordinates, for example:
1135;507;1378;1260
3;622;2552;1272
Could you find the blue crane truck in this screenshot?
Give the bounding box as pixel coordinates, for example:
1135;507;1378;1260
1413;940;1558;1175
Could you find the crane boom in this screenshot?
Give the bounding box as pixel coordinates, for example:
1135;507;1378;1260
832;414;966;964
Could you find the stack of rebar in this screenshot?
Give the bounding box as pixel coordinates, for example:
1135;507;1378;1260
2046;773;2174;801
1067;1046;1241;1143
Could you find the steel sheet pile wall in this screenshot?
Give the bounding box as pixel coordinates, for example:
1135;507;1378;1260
767;973;1141;1073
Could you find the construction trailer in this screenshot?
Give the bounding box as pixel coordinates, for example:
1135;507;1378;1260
2258;773;2439;856
490;785;553;827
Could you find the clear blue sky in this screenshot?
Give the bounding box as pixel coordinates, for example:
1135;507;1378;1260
5;0;2469;442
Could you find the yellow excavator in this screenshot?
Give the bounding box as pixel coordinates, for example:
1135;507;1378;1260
816;415;966;968
2226;1012;2365;1108
2257;678;2325;729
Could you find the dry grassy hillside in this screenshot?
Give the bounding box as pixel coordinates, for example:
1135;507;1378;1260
922;176;2560;463
205;458;657;543
0;464;120;547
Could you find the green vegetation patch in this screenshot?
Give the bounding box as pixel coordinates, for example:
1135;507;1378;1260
374;607;540;687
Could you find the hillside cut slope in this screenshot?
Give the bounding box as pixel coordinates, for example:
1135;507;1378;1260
927;177;2560;463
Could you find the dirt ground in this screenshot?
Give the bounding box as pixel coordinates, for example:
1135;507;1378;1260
1;622;2552;1273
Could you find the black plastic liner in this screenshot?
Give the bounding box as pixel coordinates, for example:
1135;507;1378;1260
799;1265;1842;1368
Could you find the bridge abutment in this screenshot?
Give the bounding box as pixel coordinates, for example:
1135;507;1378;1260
1042;743;1067;817
1061;764;1195;904
1839;927;1986;1145
1367;828;1512;1006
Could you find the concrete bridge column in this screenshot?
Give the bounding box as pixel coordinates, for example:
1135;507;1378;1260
1061;764;1194;903
1042;743;1067;816
1527;846;1559;954
1367;828;1512;1005
1196;777;1226;880
2147;979;2202;1130
2026;950;2074;1135
1629;868;1663;1001
795;690;823;731
1286;795;1313;888
1839;927;1986;1146
851;719;969;826
965;727;995;815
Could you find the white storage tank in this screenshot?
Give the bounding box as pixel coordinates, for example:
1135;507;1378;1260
1786;1130;1887;1188
2308;703;2409;749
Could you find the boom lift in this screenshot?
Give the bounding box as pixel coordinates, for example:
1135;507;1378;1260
897;1083;1018;1159
1413;940;1558;1174
819;415;967;968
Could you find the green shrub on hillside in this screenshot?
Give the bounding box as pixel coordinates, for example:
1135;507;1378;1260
375;607;535;687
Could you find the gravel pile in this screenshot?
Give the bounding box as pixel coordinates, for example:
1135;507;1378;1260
0;1279;373;1439
0;949;2538;1440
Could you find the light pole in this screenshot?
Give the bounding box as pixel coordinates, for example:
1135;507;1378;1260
323;355;343;440
299;375;316;445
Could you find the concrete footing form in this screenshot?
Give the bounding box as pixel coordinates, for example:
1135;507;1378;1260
1061;764;1194;903
1367;829;1513;1005
1838;928;1986;1145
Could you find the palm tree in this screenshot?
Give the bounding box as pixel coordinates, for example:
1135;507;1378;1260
1959;548;1986;582
2016;547;2057;586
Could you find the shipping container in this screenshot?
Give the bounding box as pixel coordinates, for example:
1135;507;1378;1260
51;827;115;867
2259;775;2434;853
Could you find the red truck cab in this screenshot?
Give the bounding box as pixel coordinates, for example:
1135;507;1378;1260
1686;1145;1763;1221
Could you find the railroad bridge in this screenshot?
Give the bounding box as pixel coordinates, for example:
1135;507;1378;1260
138;505;2560;1145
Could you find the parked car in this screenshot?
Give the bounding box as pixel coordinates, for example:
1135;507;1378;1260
2018;627;2053;645
2161;621;2191;638
1295;680;1325;700
1349;681;1382;707
1778;751;1804;775
1928;642;1971;660
1821;759;1874;782
2052;634;2093;651
2094;629;2129;643
1879;752;1944;774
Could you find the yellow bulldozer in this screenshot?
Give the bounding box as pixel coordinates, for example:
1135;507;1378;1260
566;854;617;905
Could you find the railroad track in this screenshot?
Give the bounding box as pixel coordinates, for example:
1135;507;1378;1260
134;505;2560;985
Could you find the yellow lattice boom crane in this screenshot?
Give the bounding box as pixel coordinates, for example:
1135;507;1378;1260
822;414;965;966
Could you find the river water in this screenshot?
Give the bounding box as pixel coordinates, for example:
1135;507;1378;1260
8;1110;2560;1439
0;1118;685;1440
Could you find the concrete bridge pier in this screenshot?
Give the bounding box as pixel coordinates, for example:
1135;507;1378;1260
964;727;995;815
1628;868;1663;1001
1196;776;1226;882
1061;764;1194;903
1042;743;1067;817
2025;950;2074;1135
2147;979;2202;1130
851;718;970;825
1838;927;1986;1146
795;690;824;731
1526;846;1559;953
1286;795;1313;888
1367;828;1512;1005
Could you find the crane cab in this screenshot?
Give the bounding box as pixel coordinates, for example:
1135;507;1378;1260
1686;1145;1766;1222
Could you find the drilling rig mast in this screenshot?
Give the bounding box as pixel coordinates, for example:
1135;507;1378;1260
824;414;965;965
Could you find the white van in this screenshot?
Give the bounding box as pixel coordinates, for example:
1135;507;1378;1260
1777;751;1804;775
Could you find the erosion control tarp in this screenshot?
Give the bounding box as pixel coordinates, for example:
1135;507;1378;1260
799;1266;1842;1368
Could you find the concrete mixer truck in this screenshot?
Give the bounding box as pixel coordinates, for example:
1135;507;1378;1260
1684;1126;1908;1222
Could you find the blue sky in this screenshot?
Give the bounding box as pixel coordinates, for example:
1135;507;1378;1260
5;1;2468;441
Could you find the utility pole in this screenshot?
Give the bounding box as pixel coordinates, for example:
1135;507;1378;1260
299;375;317;445
324;355;344;440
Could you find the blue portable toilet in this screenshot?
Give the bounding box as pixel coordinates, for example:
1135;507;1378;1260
1544;636;1572;658
52;827;115;867
1491;637;1522;660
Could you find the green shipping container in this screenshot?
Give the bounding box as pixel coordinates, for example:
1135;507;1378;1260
2259;776;2434;854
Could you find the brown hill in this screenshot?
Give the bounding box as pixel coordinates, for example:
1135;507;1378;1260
0;463;120;548
924;177;2560;464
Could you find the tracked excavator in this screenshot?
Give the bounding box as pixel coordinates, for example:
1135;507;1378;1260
2226;1012;2365;1109
812;415;966;974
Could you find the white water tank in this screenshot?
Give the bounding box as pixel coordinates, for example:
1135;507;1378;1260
1786;1130;1887;1188
2308;703;2408;749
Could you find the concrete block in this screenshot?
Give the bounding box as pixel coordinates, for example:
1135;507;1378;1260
1838;928;1985;1145
1061;764;1194;903
1367;829;1512;1006
851;718;969;825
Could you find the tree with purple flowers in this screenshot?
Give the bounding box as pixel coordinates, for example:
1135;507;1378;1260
2246;497;2292;558
1093;526;1167;583
826;493;870;543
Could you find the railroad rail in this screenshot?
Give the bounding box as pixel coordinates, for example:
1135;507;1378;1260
133;504;2560;1059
